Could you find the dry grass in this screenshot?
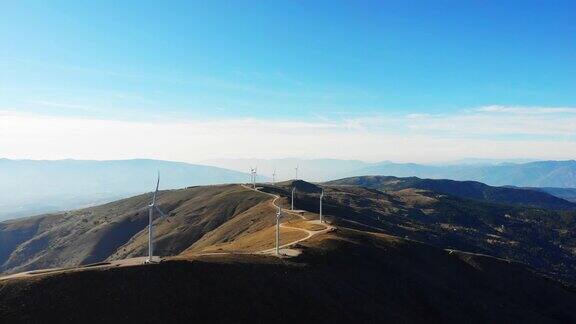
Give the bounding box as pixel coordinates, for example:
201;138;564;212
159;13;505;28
189;226;307;253
392;188;438;206
284;220;327;231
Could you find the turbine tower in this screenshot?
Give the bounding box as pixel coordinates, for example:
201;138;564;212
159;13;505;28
249;166;257;189
145;172;169;264
295;164;299;180
272;168;276;185
319;188;324;223
291;187;296;211
276;206;282;255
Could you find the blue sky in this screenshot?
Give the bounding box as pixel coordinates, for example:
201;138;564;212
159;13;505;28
0;1;575;162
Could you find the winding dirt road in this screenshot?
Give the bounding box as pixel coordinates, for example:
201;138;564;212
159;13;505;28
240;184;334;256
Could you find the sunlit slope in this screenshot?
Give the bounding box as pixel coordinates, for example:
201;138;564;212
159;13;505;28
0;185;272;273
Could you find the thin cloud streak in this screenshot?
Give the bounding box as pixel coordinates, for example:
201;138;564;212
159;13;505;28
404;106;576;137
1;106;575;163
477;105;576;114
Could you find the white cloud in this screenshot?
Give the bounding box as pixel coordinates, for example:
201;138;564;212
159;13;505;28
406;113;431;119
405;105;576;137
0;106;575;163
477;105;576;114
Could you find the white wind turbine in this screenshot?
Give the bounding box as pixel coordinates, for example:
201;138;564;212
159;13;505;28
272;168;276;185
295;164;299;180
319;188;324;223
249;166;257;189
291;187;296;211
145;172;170;264
275;206;282;255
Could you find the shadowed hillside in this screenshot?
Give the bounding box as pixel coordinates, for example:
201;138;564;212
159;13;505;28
0;228;574;323
327;176;576;210
271;180;576;284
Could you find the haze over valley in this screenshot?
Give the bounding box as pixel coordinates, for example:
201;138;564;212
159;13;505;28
4;157;576;221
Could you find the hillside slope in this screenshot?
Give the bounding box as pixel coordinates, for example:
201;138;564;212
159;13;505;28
0;185;273;274
0;229;574;323
3;179;576;286
327;176;576;210
277;180;576;284
532;187;576;203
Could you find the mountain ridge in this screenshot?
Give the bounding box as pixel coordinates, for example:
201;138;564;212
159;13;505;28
326;175;576;211
204;158;576;188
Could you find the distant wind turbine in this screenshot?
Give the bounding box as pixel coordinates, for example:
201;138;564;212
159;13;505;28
145;172;170;264
272;168;276;185
291;187;296;211
295;164;299;180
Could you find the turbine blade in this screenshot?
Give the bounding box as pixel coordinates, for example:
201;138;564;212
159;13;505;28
152;171;160;205
156;171;160;192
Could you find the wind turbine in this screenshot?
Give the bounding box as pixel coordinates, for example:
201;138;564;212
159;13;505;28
272;168;276;185
145;172;170;264
276;206;282;255
295;164;299;180
291;187;296;211
249;166;257;189
319;188;324;223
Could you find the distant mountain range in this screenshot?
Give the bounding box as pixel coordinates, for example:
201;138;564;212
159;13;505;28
4;158;576;221
355;160;576;188
206;158;576;188
0;159;252;220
